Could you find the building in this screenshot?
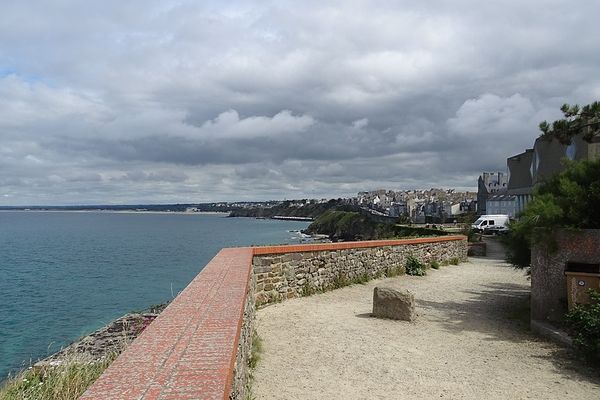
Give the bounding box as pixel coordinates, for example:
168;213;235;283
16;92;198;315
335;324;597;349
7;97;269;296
477;172;508;215
507;133;600;215
388;201;408;218
486;193;517;217
506;149;534;215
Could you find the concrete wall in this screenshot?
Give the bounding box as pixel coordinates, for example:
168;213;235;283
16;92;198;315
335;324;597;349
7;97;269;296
253;237;468;306
531;229;600;324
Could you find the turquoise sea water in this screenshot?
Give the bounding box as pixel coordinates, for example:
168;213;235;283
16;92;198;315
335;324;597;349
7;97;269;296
0;211;309;380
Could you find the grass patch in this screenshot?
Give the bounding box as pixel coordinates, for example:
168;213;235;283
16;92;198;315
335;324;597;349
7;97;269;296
248;331;263;370
386;265;405;277
404;255;426;276
449;257;460;265
246;330;264;400
352;272;371;285
430;260;440;270
330;272;350;289
299;282;321;297
0;353;117;400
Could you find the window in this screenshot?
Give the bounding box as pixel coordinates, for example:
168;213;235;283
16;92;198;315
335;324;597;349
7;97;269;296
489;220;495;225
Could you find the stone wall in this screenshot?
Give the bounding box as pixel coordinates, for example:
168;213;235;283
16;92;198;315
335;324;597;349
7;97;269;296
253;237;467;305
468;242;486;257
531;229;600;324
81;237;466;400
229;274;255;400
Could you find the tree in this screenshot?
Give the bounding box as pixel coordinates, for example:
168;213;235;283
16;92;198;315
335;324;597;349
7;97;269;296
504;157;600;268
539;101;600;144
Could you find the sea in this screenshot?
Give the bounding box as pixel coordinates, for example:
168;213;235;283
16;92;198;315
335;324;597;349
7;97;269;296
0;211;310;381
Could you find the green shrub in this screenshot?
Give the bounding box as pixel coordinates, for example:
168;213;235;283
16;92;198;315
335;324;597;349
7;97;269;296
430;260;440;270
404;255;426;276
460;226;481;243
449;257;460;265
503;157;600;268
565;289;600;364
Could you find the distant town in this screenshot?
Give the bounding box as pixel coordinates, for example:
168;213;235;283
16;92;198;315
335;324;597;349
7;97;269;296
4;126;598;225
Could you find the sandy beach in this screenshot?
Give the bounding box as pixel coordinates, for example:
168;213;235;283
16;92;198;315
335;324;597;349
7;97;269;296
252;249;600;399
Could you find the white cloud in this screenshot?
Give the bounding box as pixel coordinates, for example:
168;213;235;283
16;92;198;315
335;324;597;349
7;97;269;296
0;1;599;204
447;93;536;138
198;109;314;139
352;118;368;129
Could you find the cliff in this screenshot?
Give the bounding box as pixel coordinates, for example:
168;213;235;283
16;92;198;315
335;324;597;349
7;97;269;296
304;211;447;241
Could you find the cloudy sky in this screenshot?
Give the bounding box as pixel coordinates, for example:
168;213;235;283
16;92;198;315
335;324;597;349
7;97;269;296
1;1;599;205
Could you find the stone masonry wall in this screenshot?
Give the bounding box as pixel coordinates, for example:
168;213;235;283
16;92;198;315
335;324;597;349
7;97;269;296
253;238;467;306
531;229;600;324
229;274;255;400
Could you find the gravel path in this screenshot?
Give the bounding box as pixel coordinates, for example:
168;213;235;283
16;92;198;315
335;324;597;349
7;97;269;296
252;247;600;399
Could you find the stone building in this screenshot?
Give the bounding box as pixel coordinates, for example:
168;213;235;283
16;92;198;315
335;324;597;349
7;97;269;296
477;172;508;215
486;193;517;217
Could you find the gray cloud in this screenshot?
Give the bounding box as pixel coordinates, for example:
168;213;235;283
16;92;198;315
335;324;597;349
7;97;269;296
1;1;599;204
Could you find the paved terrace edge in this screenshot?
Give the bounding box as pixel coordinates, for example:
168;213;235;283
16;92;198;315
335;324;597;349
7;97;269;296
80;235;466;400
252;235;467;255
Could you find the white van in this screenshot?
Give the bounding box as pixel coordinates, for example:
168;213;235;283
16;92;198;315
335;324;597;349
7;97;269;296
471;214;510;234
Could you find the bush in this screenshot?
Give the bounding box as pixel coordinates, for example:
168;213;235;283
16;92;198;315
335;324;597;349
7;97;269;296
503;157;600;268
501;221;532;268
405;255;426;276
460;226;481;243
430;260;440;270
0;354;117;400
565;289;600;364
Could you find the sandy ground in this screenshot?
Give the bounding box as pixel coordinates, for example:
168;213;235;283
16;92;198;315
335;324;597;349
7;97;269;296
252;241;600;399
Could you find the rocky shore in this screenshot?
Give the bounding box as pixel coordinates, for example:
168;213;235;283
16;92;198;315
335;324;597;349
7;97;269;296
35;303;169;368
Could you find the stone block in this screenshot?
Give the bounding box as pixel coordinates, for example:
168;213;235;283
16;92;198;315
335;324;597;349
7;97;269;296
372;287;415;321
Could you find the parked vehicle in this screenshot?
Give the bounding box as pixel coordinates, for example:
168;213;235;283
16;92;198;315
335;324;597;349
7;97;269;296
471;214;510;234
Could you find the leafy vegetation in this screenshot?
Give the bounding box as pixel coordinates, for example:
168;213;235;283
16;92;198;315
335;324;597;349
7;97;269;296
404;255;426;276
229;199;357;219
503;157;600;268
385;265;405;277
539;101;600;144
0;354;117;400
565;289;600;365
248;331;263;370
461;226;482;243
305;211;448;241
429;260;440;270
246;330;264;400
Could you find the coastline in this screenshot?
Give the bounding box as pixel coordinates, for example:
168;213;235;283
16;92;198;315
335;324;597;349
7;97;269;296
34;302;169;370
0;210;230;215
